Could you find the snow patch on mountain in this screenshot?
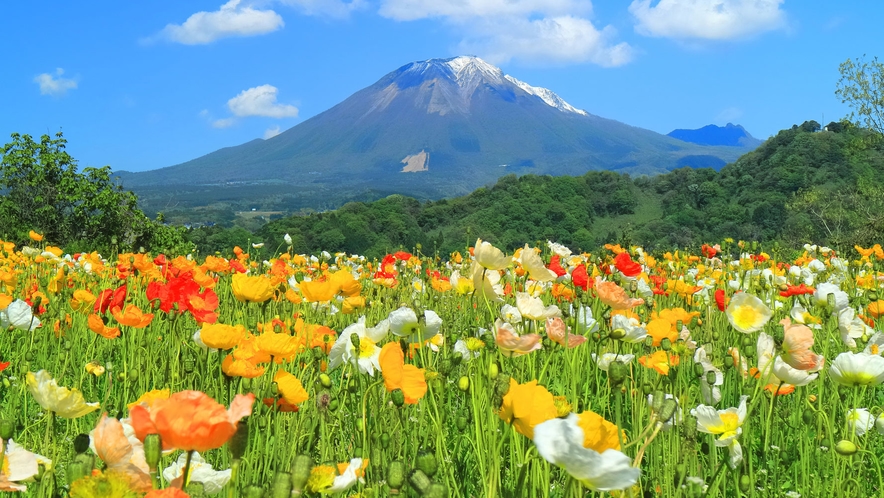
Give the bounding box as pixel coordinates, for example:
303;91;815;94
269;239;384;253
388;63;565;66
503;75;587;116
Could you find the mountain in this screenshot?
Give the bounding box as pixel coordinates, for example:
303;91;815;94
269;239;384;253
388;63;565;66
667;123;763;148
119;56;754;212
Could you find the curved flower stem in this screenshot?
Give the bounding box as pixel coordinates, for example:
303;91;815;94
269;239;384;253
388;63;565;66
181;450;194;488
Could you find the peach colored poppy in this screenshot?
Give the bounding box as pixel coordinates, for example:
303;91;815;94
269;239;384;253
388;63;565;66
779;318;824;371
379;342;427;404
130;390;254;452
145;488;191;497
594;277;644;310
111;305;154;328
545;317;586;348
91;414;152;492
495;320;542;357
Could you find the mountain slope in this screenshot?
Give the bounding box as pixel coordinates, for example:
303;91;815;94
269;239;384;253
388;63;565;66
667;123;763;148
119;56;752;209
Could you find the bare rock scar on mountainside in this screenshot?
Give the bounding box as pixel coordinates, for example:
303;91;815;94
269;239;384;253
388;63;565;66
401;150;429;172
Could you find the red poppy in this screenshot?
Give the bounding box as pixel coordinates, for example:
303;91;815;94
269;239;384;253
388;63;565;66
229;260;247;273
613;252;642;277
714;289;727;312
263;397;300;412
94;285;127;314
701;244;719;259
572;264;590;291
0;359;9;373
393;251;413;261
779;284;815;298
547;255;567;277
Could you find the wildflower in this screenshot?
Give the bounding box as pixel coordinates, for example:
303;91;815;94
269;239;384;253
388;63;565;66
231;273;274;303
591;353;634;372
692;396;749;468
379;342;427;404
127;389;171;411
470;261;504;303
546;317;586;348
85;361;106;377
70;289;97;313
533;412;639;491
473;239;509;270
594;278;644;309
0;299;40;331
828;352;884;387
328;317;389;376
0;439;48;492
130;390;254;452
306;458;366;494
26;370;100;418
813;282;849;311
515;292;561;321
498;379;558;439
838;307;873;348
495;319;542;357
388;307;442;343
28;230;43;242
647;318;677;347
779;318;824;371
757;333;817;389
111;305;154;328
88;314;121;339
90;414;152;492
255;331;301;358
454;337;485;361
94;285;127;314
69;470;142;498
725;292;772;333
611;314;648;343
199;323;247;350
639;351;679;376
221;354;266;379
846;408;875;437
613;252;642;278
517;244;557;281
274;370;310;406
500;304;522;323
162;452;231;493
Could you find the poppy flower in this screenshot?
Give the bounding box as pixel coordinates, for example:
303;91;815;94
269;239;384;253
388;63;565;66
533;411;639;492
495;320;542;357
692;396;749;468
714;289;727;312
516;292;561;321
594;278;644;310
94;285;127;315
231;273;274;303
473;239;510;270
0;438;47;492
0;358;9;373
90;413;152;492
613;252;642;278
199;323;247;350
518;244;557;282
130;390;254;452
379;342;427;404
0;299;41;331
127;389;171;411
70;289;96;313
639;350;679;376
162;452;231;493
548;255;567;277
274;370;310;406
779;284;815;298
88;314;121;339
26;370;100;418
828;352;884;387
498;379;558;439
111;305;154;328
646;318;677;347
779;318;824;371
546;317;586;348
28;230;43;242
725;292;772;333
221;354;266;378
572;264;591;291
300;278;338;303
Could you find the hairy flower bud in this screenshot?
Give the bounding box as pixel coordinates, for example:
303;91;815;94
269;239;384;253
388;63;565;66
408;469;432;494
415;450;438;477
387;461;406;491
143;434;162;471
835;440;858;456
270;471;292;498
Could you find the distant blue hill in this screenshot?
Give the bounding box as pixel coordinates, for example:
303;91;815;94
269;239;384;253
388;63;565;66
667;123;763;148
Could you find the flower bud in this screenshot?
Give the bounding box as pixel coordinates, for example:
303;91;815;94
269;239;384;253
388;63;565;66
661;338;672;351
488;362;499;379
456;416;468;431
270;471;292;498
291;454;313;492
350;333;361;351
609;328;626;340
438;359;453;376
73;433;91;454
380;433;391;449
692;363;704;378
739;475;751;492
415;450;438;477
387;461;406;491
185;481;207;497
609;361;629;387
319;373;332;388
244;485;265;498
457;376;470;392
0;418;15;440
802;408;815;426
424;483;448;498
143;434;163;471
650;391;665;412
705;371;717;386
408;469;432;494
391;388;406;407
659;399;678;424
641;382;652;396
229;419;250;460
834;440;858;456
711;331;720;341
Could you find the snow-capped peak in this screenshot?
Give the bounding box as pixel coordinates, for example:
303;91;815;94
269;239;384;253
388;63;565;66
504;74;587;116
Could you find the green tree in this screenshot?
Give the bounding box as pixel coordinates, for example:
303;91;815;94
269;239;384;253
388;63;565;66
0;132;186;252
836;56;884;134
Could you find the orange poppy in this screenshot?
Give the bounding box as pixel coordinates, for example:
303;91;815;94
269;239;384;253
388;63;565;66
646;318;677;347
379;342;427;404
639;350;680;375
221;354;266;378
88;314;121;339
130;390;254;452
111;305;154;328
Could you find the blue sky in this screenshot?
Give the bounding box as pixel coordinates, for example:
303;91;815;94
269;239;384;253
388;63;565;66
2;1;881;172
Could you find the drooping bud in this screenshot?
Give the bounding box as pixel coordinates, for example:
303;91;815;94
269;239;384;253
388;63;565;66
73;433;91;454
608;361;629;387
350;333;361;352
424;483;448;498
609;328;626;340
834;440;858;456
659;399;678;424
0;418;15;440
415;450;438;477
319;373;332;388
661;338;672;351
391;388;406;407
802;408;815;426
457;376;470;392
290;454;313;492
488;362;499;379
739;475;751;492
705;371;717;386
692;363;705;378
243;485;265;498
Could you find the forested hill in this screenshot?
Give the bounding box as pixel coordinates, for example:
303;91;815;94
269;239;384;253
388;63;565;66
187;120;884;257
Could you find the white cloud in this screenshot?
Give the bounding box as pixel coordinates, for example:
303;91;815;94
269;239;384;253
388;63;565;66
629;0;786;40
154;0;284;45
264;125;282;138
461;16;632;66
379;0;588;22
278;0;366;18
379;0;630;67
212;118;238;128
34;68;77;97
715;106;743;123
227;84;299;118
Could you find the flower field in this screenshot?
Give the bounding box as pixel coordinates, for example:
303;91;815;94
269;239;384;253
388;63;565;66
2;234;884;497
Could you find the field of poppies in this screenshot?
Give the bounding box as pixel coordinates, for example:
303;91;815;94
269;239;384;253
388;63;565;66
1;232;884;497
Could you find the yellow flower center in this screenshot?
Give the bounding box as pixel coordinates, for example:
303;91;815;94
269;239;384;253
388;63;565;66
306;465;336;492
465;337;485;351
358;336;377;359
871;345;880;355
732;305;762;330
709;412;741;436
